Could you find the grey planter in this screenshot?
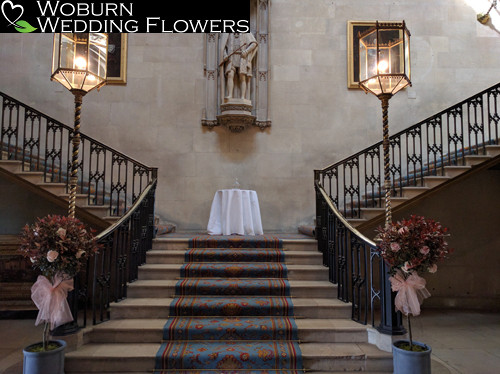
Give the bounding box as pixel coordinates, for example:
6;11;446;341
23;339;66;374
392;340;431;374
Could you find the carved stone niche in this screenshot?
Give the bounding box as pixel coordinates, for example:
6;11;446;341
202;0;271;133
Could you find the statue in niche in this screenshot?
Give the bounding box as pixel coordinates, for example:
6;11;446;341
220;33;258;103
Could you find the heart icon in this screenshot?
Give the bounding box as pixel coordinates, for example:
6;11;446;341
1;0;23;28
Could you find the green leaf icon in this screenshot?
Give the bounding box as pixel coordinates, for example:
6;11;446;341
15;20;37;33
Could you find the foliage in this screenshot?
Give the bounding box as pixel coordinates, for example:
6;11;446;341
19;215;100;280
375;215;452;277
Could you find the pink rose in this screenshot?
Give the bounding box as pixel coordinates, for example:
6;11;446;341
390;242;400;252
76;250;85;259
428;264;438;273
47;250;59;262
56;228;66;239
419;246;430;255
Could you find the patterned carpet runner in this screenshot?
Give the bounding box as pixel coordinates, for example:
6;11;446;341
155;235;303;373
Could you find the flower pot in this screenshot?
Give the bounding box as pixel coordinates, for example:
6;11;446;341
392;340;431;374
23;339;66;374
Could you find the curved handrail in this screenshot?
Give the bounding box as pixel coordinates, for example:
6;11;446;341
315;178;404;333
315;180;375;247
97;178;158;240
77;178;158;327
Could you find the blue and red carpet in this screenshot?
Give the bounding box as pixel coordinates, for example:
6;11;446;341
155;235;304;373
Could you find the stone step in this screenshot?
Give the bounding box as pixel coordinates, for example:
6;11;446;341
127;279;337;299
360;208;385;220
485;144;500;156
301;342;392;372
64;343;159;373
65;341;390;373
443;165;471;178
88;318;367;345
152;237;317;252
109;297;351;320
401;186;430;199
82;205;111;217
89;319;164;343
35;182;67;195
14;171;45;184
138;263;329;281
423;175;451;188
0;160;22;173
145;249;323;265
464;154;492;166
346;218;366;228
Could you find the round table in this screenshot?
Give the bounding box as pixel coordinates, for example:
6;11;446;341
207;189;263;236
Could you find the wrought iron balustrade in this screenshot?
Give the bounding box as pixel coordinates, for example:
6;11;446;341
0;91;158;217
0;90;159;330
314;180;404;334
314;82;500;334
317;82;500;220
77;178;157;327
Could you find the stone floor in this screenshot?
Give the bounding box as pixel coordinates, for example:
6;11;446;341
1;309;499;373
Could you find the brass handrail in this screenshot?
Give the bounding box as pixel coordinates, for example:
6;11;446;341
97;178;157;240
315;180;375;247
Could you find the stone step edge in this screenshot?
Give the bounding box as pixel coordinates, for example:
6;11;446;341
87;318;368;343
64;341;389;360
128;279;336;285
147;249;322;255
108;297;352;312
153;237;317;250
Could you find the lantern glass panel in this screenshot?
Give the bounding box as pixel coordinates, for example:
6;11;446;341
51;33;108;93
358;22;411;96
359;28;377;83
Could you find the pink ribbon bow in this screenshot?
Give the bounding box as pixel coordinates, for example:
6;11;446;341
389;270;431;316
31;274;74;329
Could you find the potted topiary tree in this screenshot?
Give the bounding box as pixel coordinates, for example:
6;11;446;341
375;215;452;374
18;214;100;374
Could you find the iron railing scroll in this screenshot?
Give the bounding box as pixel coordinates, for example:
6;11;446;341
314;82;500;334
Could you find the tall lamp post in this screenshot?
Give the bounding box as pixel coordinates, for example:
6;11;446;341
50;33;107;335
358;21;411;229
359;21;411;337
51;33;108;218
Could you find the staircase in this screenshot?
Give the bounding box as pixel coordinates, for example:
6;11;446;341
64;234;392;373
313;82;500;343
0;157;116;228
0;91;158;315
349;144;500;229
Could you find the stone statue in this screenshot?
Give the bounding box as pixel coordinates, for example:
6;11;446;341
220;33;258;102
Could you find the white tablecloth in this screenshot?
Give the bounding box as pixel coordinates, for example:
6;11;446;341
207;189;263;236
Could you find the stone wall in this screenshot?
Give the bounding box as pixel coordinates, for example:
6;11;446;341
1;0;500;232
358;166;500;310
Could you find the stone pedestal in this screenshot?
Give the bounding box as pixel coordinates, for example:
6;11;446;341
216;99;256;133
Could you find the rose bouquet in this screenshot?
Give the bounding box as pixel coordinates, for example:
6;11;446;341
375;215;452;350
18;215;100;351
